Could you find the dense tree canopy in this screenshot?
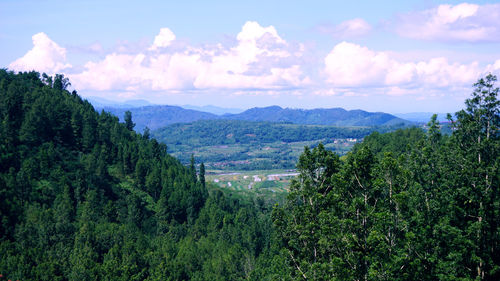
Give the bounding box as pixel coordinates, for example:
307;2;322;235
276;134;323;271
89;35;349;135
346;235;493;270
1;70;498;280
273;74;500;280
0;70;280;280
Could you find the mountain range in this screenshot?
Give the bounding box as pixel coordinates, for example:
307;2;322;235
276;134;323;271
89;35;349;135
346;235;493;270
223;106;411;127
86;96;154;108
100;105;218;131
97;104;412;131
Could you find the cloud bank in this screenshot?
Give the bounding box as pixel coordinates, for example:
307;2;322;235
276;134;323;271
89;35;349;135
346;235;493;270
393;3;500;42
9;32;71;73
68;21;309;92
7;14;500;103
324;41;488;89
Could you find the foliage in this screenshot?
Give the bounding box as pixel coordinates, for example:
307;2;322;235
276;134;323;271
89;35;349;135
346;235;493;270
0;70;282;280
152;119;407;170
273;74;500;280
2;70;499;280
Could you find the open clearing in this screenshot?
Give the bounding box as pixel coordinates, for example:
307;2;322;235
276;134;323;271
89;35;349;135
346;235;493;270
206;169;297;199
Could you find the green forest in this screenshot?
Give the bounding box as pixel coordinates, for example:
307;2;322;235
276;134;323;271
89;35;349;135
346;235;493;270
152;120;404;170
0;70;499;280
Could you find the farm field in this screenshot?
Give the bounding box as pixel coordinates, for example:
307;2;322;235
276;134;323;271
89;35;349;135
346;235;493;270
151;119;388;170
169;138;359;170
205;169;297;201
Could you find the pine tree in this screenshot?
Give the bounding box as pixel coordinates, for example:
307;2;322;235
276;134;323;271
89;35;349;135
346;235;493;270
199;162;206;189
124;110;135;131
449;74;500;280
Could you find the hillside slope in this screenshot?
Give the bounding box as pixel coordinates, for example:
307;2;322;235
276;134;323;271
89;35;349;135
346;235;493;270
152;119;405;169
100;104;412;132
0;70;277;280
102;105;218;131
223;106;411;126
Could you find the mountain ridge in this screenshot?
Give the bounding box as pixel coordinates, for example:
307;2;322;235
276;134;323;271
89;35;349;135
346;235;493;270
224;106;410;127
101;104;412;131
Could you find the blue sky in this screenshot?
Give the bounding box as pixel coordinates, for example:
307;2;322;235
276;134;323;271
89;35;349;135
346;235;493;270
2;0;500;113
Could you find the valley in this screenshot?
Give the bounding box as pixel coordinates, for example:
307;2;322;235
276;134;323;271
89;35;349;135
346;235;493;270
151;119;406;170
147;116;412;192
3;0;500;279
1;70;498;281
205;169;293;203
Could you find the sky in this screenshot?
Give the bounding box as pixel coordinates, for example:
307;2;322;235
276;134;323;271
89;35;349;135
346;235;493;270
2;0;500;113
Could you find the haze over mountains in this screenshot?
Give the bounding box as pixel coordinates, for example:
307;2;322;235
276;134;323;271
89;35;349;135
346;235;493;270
88;96;245;115
393;112;450;123
86;96;155;108
223;106;411;127
180;104;245;115
100;105;218;131
93;100;412;131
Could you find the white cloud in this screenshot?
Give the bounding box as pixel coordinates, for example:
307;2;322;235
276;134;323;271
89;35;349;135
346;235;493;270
324;42;482;89
9;32;71;73
193;21;305;89
486;59;500;73
318;18;371;38
70;22;309;93
237;21;286;45
71;53;149;91
149;28;176;51
393;3;500;42
311;89;338;96
10;22;500;105
324;42;391;86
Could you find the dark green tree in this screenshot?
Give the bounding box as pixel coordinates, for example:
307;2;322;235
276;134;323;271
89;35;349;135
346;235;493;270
53;74;71;91
190;154;197;183
199;162;206;189
124;110;135;131
447;73;500;280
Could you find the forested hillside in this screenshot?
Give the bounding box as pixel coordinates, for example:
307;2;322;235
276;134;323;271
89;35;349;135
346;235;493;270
153;120;375;146
101;103;412;132
273;74;500;280
0;70;283;280
1;70;498;280
152;119;403;170
101;105;218;131
224;106;411;126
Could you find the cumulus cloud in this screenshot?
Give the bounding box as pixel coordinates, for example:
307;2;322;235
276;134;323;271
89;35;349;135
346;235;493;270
149;28;176;51
9;32;71;73
486;59;500;73
324;42;482;89
10;21;500;103
317;18;372;38
393;3;500;42
71;21;309;92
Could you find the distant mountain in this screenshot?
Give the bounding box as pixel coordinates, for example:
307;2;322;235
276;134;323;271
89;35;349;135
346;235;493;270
101;104;412;132
393;112;450;123
86;96;154;108
223;106;412;127
103;105;218;131
180;104;245;115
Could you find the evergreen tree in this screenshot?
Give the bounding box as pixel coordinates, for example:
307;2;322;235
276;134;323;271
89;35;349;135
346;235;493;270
124;110;135;131
190;154;197;183
199;162;206;189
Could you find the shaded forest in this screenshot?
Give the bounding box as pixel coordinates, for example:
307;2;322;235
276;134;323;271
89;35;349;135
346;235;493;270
0;70;283;280
273;74;500;280
0;70;499;280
